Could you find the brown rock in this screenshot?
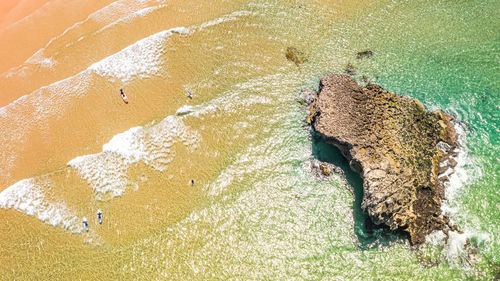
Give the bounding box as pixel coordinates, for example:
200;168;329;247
285;47;308;67
356;50;374;59
310;74;458;245
320;164;331;176
438;175;449;183
344;63;356;75
439;165;448;174
301;88;317;105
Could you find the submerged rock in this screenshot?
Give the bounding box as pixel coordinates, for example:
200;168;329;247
301;88;317;105
309;74;458;245
285;47;308;67
356;50;374;59
310;159;343;182
344;63;356;75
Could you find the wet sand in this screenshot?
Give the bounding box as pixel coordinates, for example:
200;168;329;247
0;0;377;279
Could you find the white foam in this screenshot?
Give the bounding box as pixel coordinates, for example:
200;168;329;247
426;229;491;266
133;5;162;18
199;10;254;30
68;114;200;200
0;72;93;184
90;3;170;43
441;120;482;215
103;126;145;161
2;0;54;31
2;0;168;78
0;178;82;233
24;49;57;68
425;115;488;266
90;0;162;23
176;105;197;116
89;27;188;82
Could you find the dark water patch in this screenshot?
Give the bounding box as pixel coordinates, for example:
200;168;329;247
311;131;406;249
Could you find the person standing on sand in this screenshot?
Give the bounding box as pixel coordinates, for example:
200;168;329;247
97;209;103;225
82;217;89;232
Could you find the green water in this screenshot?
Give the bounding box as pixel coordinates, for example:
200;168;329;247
2;0;498;279
116;0;499;279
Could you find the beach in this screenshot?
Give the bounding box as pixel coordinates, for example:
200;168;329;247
0;0;498;279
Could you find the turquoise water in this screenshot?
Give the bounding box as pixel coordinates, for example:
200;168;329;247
1;0;498;279
119;0;499;279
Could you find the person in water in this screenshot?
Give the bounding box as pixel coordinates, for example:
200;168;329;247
187;91;192;99
82;217;89;232
120;88;126;97
97;209;103;225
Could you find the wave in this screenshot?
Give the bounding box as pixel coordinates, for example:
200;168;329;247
0;9;268;240
0;24;187;171
0;7;254;111
2;0;57;31
67;114;201;200
66;70;284;200
3;0;168;77
424;110;488;266
0;7;258;171
0;178;82;232
89;27;188;82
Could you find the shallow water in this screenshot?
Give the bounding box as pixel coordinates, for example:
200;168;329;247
0;0;498;279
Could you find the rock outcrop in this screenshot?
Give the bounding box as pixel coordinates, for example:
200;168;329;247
285;47;308;67
308;74;458;245
356;50;374;59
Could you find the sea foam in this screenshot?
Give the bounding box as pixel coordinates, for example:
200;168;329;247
3;0;169;78
1;9;256;192
424;114;487;266
89;27;189;83
0;178;82;233
68;114;200;200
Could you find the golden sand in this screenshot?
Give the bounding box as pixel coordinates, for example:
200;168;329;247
0;0;372;279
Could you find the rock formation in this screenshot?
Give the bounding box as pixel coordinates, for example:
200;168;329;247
285;47;308;67
356;50;374;59
308;74;458;245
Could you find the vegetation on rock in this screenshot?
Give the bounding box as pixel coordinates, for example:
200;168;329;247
309;74;459;245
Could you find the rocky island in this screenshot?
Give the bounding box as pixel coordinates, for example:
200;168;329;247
307;74;458;245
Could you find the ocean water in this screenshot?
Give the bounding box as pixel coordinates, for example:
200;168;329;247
0;0;498;279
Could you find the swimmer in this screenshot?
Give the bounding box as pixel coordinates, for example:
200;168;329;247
97;209;103;225
82;217;89;232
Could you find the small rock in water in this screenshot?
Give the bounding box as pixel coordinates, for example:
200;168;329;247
319;164;331;176
344;63;356;75
285;47;308;67
356;50;374;59
301;88;317;105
